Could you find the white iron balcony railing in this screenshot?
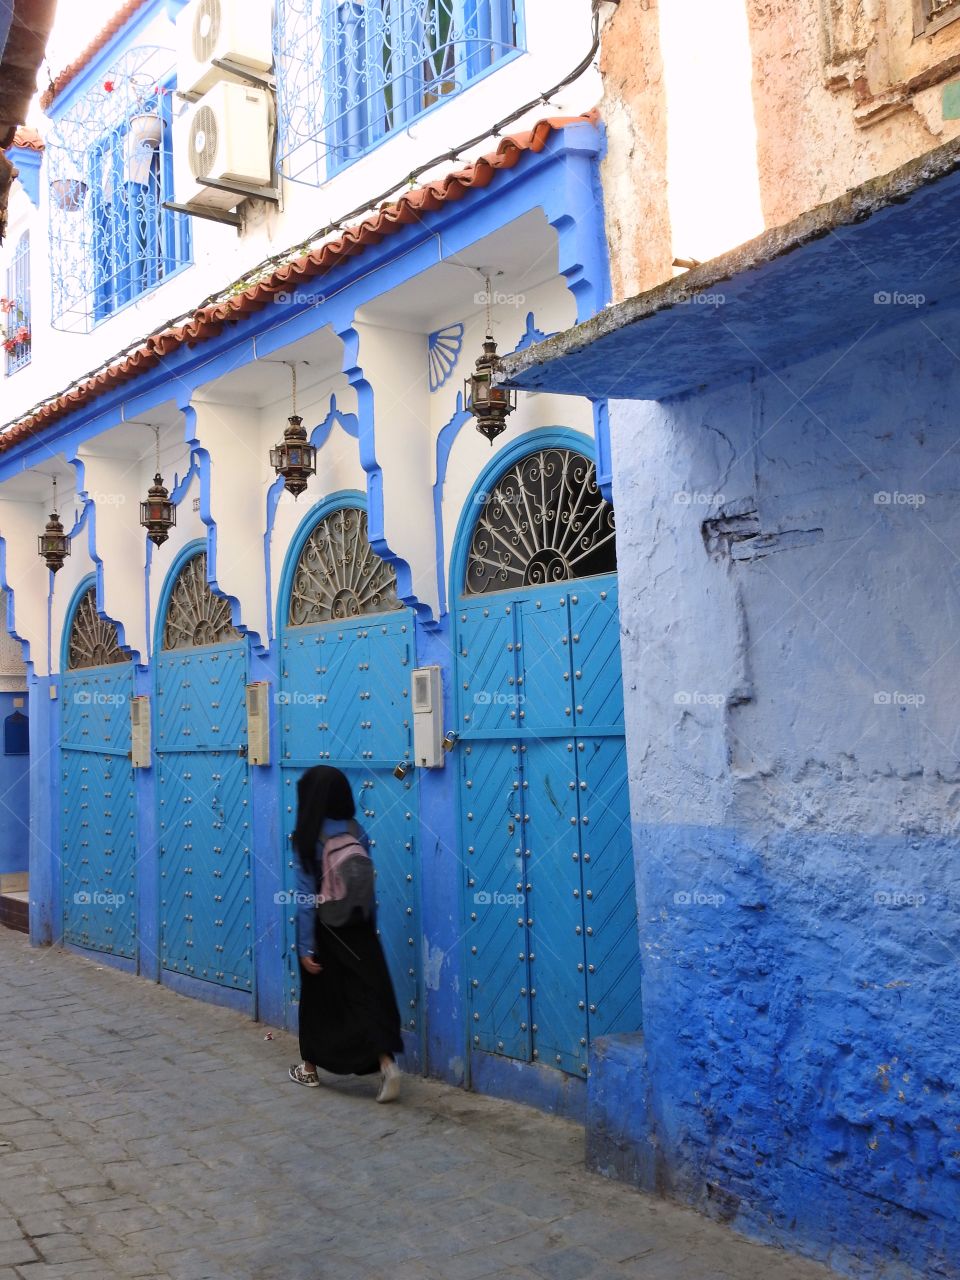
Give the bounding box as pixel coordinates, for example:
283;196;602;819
47;46;191;333
276;0;523;186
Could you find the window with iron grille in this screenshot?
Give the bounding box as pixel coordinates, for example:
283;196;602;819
277;0;522;185
48;50;191;333
914;0;960;35
88;82;188;322
3;232;31;376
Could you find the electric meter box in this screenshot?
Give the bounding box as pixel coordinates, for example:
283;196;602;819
412;665;444;768
246;682;271;766
130;696;151;769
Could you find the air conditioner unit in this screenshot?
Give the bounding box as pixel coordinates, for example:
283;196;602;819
174;80;275;212
176;0;274;99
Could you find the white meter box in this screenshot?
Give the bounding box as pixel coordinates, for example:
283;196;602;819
412;666;444;769
245;682;270;766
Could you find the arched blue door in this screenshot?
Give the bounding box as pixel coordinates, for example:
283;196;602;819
154;549;254;993
278;503;421;1046
60;584;138;958
454;442;642;1076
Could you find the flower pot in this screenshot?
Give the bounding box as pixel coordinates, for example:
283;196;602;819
125;113;163;185
50;178;87;211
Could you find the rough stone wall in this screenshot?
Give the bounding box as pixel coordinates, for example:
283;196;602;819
748;0;960;228
609;308;960;1277
598;0;672;299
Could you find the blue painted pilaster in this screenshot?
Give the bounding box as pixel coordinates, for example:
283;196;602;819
249;643;285;1028
134;663;160;981
28;673;60;946
413;615;466;1085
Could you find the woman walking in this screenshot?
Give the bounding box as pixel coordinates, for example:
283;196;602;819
288;765;403;1102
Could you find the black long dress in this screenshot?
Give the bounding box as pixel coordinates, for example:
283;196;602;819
298;914;404;1076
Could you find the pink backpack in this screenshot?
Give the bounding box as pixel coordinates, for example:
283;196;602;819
317;824;375;927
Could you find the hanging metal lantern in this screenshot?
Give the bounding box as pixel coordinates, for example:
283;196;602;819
270;363;316;498
140;428;176;547
465;332;517;445
141;474;176;547
38;476;71;574
465;277;517;445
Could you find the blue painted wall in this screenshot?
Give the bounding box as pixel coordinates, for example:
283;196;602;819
604;303;960;1279
0;691;29;874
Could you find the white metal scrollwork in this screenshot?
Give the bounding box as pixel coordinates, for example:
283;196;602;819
464;448;617;595
67;587;126;669
161;552;241;650
288;507;400;625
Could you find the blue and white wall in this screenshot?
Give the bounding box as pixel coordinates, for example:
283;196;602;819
605;307;960;1278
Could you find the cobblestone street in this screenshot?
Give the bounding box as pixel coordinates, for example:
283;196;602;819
0;930;836;1280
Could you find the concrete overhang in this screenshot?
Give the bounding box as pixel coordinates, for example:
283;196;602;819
499;134;960;401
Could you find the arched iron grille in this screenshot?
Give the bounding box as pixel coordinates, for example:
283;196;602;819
464;448;617;595
67;587;127;670
288;507;400;625
161;552;241;650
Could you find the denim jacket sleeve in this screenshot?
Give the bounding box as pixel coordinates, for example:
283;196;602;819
294;856;317;957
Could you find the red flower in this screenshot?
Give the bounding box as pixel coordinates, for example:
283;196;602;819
103;79;114;92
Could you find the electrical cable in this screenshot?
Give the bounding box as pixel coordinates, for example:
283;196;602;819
4;0;609;436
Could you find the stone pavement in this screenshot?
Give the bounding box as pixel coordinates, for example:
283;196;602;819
0;929;837;1280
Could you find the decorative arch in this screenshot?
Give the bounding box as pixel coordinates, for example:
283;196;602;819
281;494;401;627
158;546;241;651
62;577;127;671
451;430;616;599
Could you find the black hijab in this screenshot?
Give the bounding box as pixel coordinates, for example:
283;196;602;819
293;765;356;878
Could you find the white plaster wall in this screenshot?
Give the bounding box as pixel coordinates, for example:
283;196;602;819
2;0;601;427
0;591;28;691
266;375;367;632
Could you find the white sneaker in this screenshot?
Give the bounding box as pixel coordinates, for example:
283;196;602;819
376;1060;401;1103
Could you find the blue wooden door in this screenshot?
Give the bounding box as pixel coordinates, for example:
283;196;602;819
61;663;138;957
278;506;421;1046
155;641;254;990
455;445;641;1077
60;587;138;959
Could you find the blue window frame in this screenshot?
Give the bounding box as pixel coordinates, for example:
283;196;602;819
87;80;189;323
322;0;520;172
3;231;31;375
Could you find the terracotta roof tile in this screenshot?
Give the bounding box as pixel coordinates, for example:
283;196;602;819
0;113;592;452
39;0;152;111
8;127;43;151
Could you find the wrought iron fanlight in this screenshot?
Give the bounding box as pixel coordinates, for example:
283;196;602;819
38;476;71;574
140;426;176;547
465;277;517;445
270;363;316;498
